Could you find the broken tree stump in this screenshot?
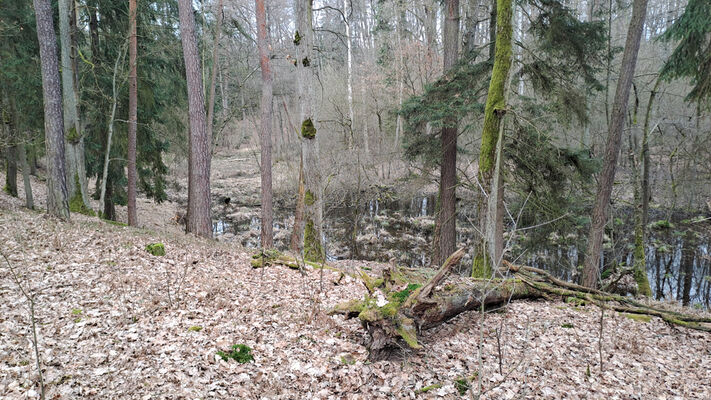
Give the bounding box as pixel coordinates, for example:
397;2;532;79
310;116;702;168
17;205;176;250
331;252;711;360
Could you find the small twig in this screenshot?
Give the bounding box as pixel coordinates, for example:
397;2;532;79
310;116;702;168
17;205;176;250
1;251;45;400
599;302;605;374
496;319;504;375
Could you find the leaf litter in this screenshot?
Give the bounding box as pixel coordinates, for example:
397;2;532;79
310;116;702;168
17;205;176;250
1;184;710;399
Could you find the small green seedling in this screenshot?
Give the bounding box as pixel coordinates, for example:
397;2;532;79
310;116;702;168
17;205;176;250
561;323;574;328
454;378;470;395
188;326;203;332
217;344;254;363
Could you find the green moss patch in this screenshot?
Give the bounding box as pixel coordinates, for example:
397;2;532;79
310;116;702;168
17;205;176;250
623;313;652;323
303;219;324;263
145;243;166;256
217;344;254;363
416;383;443;394
391;283;421;303
561;323;574;328
301;118;316;139
455;378;470;395
188;325;203;332
68;174;95;216
304;190;315;206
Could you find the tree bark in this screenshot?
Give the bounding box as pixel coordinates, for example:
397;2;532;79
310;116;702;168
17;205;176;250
100;45;125;219
206;0;224;142
18;143;34;209
295;0;324;262
127;0;138;226
256;0;273;248
59;0;89;210
33;0;70;220
344;0;354;150
473;0;513;277
435;0;461;266
4;146;18;198
178;0;212;238
583;0;649;289
641;78;660;230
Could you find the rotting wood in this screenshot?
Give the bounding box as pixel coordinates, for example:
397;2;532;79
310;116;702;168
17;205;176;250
330;257;711;360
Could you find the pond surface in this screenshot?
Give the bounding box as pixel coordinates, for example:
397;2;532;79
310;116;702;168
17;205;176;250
212;195;711;309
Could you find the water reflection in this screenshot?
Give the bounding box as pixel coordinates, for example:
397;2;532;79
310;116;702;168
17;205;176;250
212;195;710;309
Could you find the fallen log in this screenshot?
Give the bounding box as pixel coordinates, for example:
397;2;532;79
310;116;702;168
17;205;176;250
331;252;711;360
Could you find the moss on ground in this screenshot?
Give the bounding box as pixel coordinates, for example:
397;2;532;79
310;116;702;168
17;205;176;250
145;243;166;256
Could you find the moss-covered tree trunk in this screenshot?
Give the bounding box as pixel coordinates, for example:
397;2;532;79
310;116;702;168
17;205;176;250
473;0;513;278
630;78;661;298
59;0;90;212
295;0;324;262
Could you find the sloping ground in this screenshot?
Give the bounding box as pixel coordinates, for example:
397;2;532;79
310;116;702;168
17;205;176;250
1;187;710;399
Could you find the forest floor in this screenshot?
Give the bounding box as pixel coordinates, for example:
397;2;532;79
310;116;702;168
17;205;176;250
2;167;711;399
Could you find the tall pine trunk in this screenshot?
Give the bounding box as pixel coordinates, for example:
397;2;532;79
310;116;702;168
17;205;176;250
472;0;513;277
34;0;70;220
178;0;212;238
256;0;273;248
435;0;460;266
206;0;224;142
127;0;138;226
582;0;649;288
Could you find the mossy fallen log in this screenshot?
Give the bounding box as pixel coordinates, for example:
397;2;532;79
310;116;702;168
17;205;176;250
250;250;325;270
330;249;540;360
331;252;711;360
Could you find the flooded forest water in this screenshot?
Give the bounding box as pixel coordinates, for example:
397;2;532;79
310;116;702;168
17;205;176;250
211;192;711;309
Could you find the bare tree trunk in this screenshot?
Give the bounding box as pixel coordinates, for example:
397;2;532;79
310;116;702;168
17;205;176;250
360;82;370;158
472;0;513;277
256;0;273;248
582;0;649;289
19;143;35;210
18;143;34;209
4;145;18;197
178;0;212;238
295;0;324;262
344;0;355;150
641;78;660;230
464;0;482;53
34;0;70;220
435;0;460;266
99;45;126;218
127;0;138;226
290;156;305;252
206;0;224;142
